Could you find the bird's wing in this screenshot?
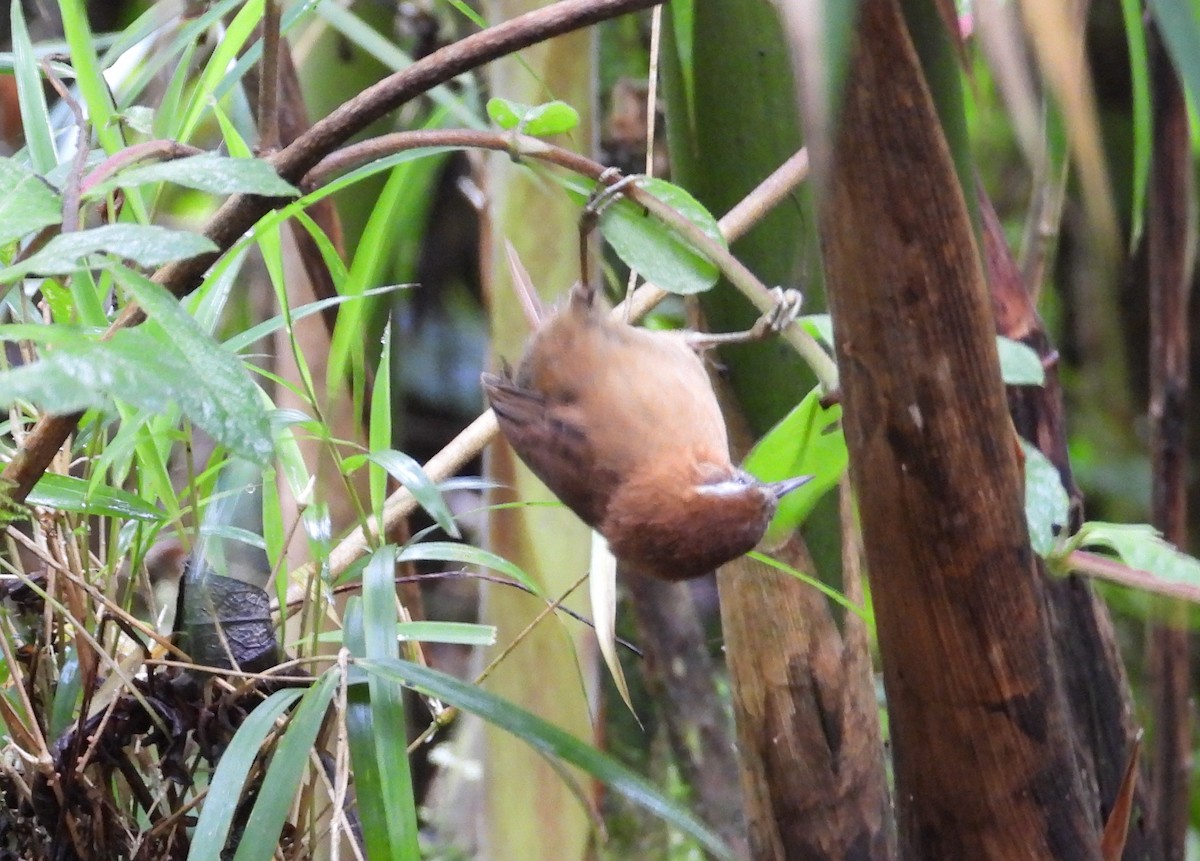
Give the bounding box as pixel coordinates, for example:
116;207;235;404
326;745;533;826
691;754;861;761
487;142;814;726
481;372;616;527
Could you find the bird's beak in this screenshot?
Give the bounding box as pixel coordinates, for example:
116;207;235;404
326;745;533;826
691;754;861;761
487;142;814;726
766;475;813;499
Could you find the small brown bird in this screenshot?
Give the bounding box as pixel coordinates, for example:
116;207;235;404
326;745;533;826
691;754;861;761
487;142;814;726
482;279;810;581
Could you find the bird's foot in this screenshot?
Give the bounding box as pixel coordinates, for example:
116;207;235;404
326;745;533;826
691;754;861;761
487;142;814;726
685;287;804;351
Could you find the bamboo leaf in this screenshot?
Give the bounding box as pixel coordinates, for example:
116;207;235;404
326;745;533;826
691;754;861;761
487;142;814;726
0;159;62;246
0;225;217;282
357;657;738;861
358;550;422;860
367;450;460;538
28;473;164;522
396;541;541;596
231;672;339;861
116;267;274;464
84;153;299;199
187;688;304;861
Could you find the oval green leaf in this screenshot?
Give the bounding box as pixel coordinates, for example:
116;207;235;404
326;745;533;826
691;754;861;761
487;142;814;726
599;177;723;295
1022;440;1070;557
486;97;580;136
996;336;1045;386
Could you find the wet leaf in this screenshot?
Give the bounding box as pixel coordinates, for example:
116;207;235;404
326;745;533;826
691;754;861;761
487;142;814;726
0;158;61;246
0;224;216;282
599;177;723;295
85;152;299;199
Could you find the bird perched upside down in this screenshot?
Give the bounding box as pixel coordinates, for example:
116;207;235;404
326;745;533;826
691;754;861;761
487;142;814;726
482;276;810;581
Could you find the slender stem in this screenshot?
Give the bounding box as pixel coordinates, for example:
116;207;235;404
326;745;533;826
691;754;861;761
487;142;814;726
258;0;282;151
1065;549;1200;604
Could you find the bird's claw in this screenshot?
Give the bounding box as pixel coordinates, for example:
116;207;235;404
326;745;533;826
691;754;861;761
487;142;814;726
750;287;804;338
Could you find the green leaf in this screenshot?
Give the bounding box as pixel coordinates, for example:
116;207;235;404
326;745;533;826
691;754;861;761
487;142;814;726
119;105;157;136
0;300;271;468
1022;441;1070;557
10;2;56;174
486;97;580;135
743;387;848;542
748;551;869;619
0;159;62;246
368;450;460;538
307;620;498;647
175;0;264;143
799;313;834;350
0;330;176;414
231;671;339;861
358;548;421;860
357;657;737;861
0;224;217;282
0;323;103;345
187;688;304;861
599;177;724;295
1075;521;1200;591
225;285;406;353
1120;0;1151;241
343;600;401;861
28;473;164;522
116;267;274;464
84;153;299;199
996;336;1045;386
394;621;496;645
1147;1;1200;130
48;649;82;740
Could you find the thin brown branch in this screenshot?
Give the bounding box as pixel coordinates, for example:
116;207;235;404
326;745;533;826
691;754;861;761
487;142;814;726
258;0;282;152
41;61;89;235
315;132;831;386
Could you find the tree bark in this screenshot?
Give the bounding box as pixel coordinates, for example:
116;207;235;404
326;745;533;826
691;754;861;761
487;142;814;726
981;184;1151;861
1144;22;1195;861
624;574;749;859
813;1;1099;856
720;543;892;861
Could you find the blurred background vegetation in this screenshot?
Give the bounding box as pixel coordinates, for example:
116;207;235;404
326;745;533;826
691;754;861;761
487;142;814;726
0;0;1195;859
